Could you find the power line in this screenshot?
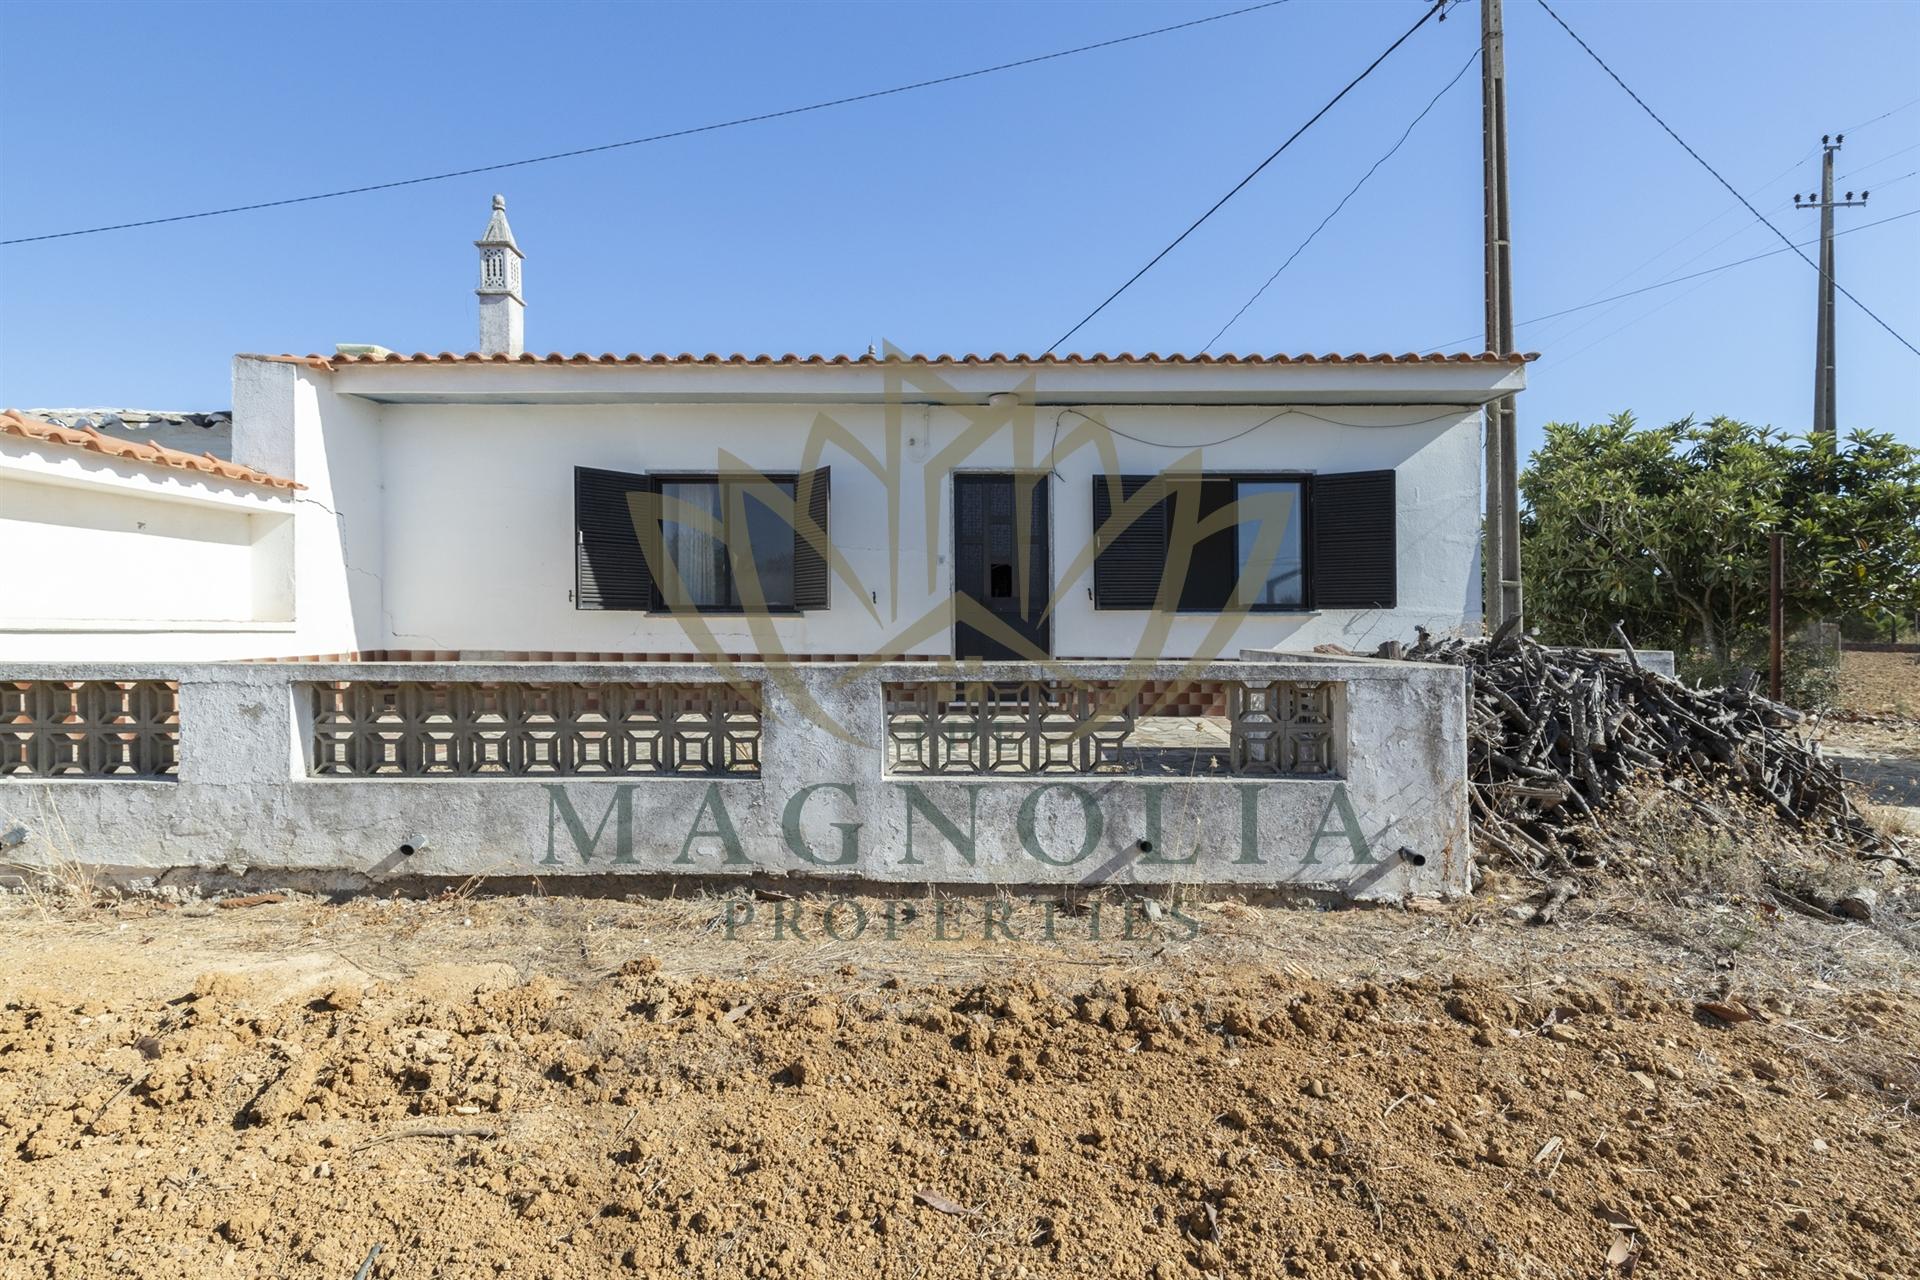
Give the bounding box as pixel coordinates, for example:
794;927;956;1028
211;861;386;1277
1545;207;1904;381
1527;186;1804;352
1203;42;1479;351
1859;169;1918;192
0;1;1293;248
1522;161;1918;354
1044;0;1450;355
1546;206;1914;375
1841;95;1920;134
1529;209;1918;330
1533;0;1920;359
1528;94;1920;345
1547;268;1724;371
1419;206;1919;352
1836;140;1920;185
1521;142;1813;350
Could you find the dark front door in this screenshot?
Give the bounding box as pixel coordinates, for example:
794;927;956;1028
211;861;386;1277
953;473;1051;660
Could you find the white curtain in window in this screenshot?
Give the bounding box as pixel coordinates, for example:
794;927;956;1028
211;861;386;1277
661;481;727;608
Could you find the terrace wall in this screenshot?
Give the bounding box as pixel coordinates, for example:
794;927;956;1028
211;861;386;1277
0;657;1469;901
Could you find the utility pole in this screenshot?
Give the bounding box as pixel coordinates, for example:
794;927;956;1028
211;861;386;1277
1769;533;1785;701
1481;0;1522;633
1795;136;1869;435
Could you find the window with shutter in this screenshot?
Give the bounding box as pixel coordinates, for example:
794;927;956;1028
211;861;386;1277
575;466;656;611
580;468;832;613
1308;469;1396;609
1091;475;1168;609
792;466;831;610
1091;473;1308;612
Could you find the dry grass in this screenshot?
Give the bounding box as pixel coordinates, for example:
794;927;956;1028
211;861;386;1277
1866;801;1919;842
0;792;101;919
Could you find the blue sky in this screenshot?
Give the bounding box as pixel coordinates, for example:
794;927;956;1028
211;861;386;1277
2;0;1916;461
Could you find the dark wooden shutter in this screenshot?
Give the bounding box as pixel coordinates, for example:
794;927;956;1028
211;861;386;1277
1309;469;1396;609
1091;475;1168;609
1177;477;1238;612
575;466;655;611
792;466;831;610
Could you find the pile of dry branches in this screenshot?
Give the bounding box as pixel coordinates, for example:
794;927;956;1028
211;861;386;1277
1392;624;1907;874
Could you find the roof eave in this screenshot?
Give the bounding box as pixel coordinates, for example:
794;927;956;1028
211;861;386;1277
243;351;1530;408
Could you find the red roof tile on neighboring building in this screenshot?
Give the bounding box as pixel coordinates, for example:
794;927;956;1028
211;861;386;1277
0;408;303;492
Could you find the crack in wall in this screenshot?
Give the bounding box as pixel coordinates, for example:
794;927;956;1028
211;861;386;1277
294;495;452;651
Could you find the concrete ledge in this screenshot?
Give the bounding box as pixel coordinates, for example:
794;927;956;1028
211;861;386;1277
3;620;297;634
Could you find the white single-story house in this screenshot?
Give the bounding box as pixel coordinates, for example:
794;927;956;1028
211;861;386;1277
3;197;1528;665
0;197;1529;901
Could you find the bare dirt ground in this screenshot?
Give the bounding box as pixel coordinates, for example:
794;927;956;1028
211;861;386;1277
1832;649;1919;722
2;886;1917;1280
1819;649;1920;831
0;651;1915;1280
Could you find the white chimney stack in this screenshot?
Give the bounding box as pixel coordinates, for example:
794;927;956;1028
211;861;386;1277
475;194;524;357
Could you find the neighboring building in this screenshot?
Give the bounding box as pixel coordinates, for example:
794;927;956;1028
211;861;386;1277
20;409;233;459
0;197;1529;899
0;409;299;661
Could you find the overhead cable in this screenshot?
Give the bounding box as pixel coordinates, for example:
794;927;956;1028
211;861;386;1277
1534;0;1918;358
1043;0;1451;355
1;0;1293;247
1203;42;1479;351
1418;206;1919;353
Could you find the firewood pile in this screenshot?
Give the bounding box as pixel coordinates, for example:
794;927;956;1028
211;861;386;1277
1389;624;1908;874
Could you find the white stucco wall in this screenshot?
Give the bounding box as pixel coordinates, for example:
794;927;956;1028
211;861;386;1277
231;357;387;656
0;477;257;619
0;436;297;661
373;400;1483;658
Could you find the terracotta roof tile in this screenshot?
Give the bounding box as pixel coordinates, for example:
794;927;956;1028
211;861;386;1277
0;408;303;492
244;350;1536;371
243;353;335;370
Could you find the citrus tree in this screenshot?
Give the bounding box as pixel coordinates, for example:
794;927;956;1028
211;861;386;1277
1519;414;1920;662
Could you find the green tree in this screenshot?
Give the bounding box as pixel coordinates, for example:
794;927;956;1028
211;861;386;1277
1519;415;1920;661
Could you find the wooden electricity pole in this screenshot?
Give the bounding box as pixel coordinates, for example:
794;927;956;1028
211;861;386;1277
1796;136;1869;435
1481;0;1522;632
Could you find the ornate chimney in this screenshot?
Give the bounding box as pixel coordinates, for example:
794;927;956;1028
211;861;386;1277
475;194;524;357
